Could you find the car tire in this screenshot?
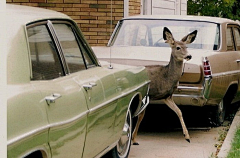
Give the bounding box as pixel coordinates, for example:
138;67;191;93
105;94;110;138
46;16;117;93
111;109;132;158
213;99;226;126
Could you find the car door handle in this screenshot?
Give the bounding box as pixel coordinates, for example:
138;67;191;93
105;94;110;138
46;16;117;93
236;59;240;63
45;93;61;105
83;82;97;90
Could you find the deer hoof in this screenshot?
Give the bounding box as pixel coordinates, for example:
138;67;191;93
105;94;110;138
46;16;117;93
186;139;190;143
184;134;190;143
133;142;139;145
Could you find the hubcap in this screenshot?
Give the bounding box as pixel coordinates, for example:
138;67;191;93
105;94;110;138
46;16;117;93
218;100;225;123
117;110;132;157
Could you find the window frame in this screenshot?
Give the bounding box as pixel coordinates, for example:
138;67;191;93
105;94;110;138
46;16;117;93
226;24;240;51
26;19;99;80
232;25;240;51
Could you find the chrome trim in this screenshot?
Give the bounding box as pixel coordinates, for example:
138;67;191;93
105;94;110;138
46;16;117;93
133;95;149;117
89;80;151;113
211;70;240;77
177;86;204;90
173;94;203;98
203;77;212;100
45;93;62;105
8;111;89;146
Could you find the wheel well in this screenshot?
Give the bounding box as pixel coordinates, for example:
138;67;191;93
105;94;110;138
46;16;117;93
224;84;238;103
129;94;142;132
24;150;47;158
129;94;141;117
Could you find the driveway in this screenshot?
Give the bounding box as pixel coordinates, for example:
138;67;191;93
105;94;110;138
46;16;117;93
129;104;237;158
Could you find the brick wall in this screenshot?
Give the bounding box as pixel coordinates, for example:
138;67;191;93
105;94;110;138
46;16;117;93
7;0;141;46
129;0;141;16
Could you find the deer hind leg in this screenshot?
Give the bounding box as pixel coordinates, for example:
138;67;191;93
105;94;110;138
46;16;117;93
163;96;190;143
132;109;146;145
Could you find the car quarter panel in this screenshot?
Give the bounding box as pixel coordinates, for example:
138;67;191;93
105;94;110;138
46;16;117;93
112;65;150;134
205;52;240;104
80;65;150;158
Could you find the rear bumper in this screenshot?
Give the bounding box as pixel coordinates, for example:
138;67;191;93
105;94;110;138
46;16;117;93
150;78;212;107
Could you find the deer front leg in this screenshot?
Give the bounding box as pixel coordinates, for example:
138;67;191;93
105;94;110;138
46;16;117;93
132;109;146;145
163;96;190;143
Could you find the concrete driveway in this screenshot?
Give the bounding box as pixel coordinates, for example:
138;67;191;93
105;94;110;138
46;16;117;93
129;127;222;158
129;104;236;158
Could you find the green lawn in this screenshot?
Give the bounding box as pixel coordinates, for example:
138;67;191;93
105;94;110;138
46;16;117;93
227;126;240;157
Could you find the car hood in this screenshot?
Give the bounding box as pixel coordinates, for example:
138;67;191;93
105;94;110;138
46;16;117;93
93;46;214;83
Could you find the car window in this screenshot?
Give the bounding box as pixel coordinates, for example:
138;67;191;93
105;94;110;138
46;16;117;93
136;25;149;46
227;27;235;51
112;20;220;50
53;23;95;73
53;24;86;73
233;27;240;51
27;25;64;80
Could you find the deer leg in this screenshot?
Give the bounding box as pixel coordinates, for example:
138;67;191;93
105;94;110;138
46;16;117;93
163;96;190;143
132;109;146;145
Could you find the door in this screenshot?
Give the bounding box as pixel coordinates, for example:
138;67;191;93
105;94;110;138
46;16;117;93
50;21;118;157
27;22;88;157
230;25;240;100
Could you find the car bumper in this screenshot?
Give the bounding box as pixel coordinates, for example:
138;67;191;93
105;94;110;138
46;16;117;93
150;78;212;107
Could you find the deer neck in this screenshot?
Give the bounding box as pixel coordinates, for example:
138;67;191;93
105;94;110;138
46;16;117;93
167;54;184;80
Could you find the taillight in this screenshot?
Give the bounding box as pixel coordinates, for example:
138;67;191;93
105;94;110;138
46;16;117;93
203;57;212;77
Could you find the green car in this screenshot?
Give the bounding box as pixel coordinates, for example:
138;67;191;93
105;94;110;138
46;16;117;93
6;4;150;158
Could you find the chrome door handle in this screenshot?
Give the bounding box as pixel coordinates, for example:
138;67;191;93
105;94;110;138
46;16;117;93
83;82;97;90
236;59;240;63
45;93;61;105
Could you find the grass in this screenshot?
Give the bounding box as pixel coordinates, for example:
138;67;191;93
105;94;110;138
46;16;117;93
210;104;240;158
227;127;240;158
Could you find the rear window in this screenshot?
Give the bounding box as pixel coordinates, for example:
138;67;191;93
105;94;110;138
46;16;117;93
111;19;220;50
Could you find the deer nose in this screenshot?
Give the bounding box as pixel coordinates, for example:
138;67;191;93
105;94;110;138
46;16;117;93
184;55;192;61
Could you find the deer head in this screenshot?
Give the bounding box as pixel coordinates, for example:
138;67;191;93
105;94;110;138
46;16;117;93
163;27;197;61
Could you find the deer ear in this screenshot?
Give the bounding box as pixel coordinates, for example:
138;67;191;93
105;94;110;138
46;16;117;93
181;30;198;44
163;27;175;45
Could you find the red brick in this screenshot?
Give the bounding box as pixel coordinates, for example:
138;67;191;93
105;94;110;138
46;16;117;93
73;4;89;7
56;3;72;7
81;16;97;20
81;0;97;4
64;7;80;11
30;0;46;2
64;0;80;3
13;0;29;2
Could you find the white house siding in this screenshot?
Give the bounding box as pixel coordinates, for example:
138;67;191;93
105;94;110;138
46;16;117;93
142;0;187;15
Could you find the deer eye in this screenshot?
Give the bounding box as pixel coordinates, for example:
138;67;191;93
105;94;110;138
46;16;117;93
176;47;181;50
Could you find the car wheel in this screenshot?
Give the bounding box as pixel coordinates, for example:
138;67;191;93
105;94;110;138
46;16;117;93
111;109;132;158
213;99;226;126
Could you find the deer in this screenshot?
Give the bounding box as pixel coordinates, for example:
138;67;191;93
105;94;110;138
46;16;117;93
132;27;198;145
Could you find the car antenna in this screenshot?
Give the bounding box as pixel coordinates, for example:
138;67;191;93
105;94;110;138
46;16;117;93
108;0;113;69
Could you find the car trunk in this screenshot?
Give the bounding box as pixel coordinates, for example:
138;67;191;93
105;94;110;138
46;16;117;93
93;46;204;83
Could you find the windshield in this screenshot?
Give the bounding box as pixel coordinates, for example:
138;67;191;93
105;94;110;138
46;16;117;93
110;19;220;50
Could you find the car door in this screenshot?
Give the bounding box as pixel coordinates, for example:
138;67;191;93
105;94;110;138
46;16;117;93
230;25;240;100
49;21;118;157
27;22;89;157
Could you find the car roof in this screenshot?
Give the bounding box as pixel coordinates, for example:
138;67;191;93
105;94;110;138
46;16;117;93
122;15;237;24
6;4;70;24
